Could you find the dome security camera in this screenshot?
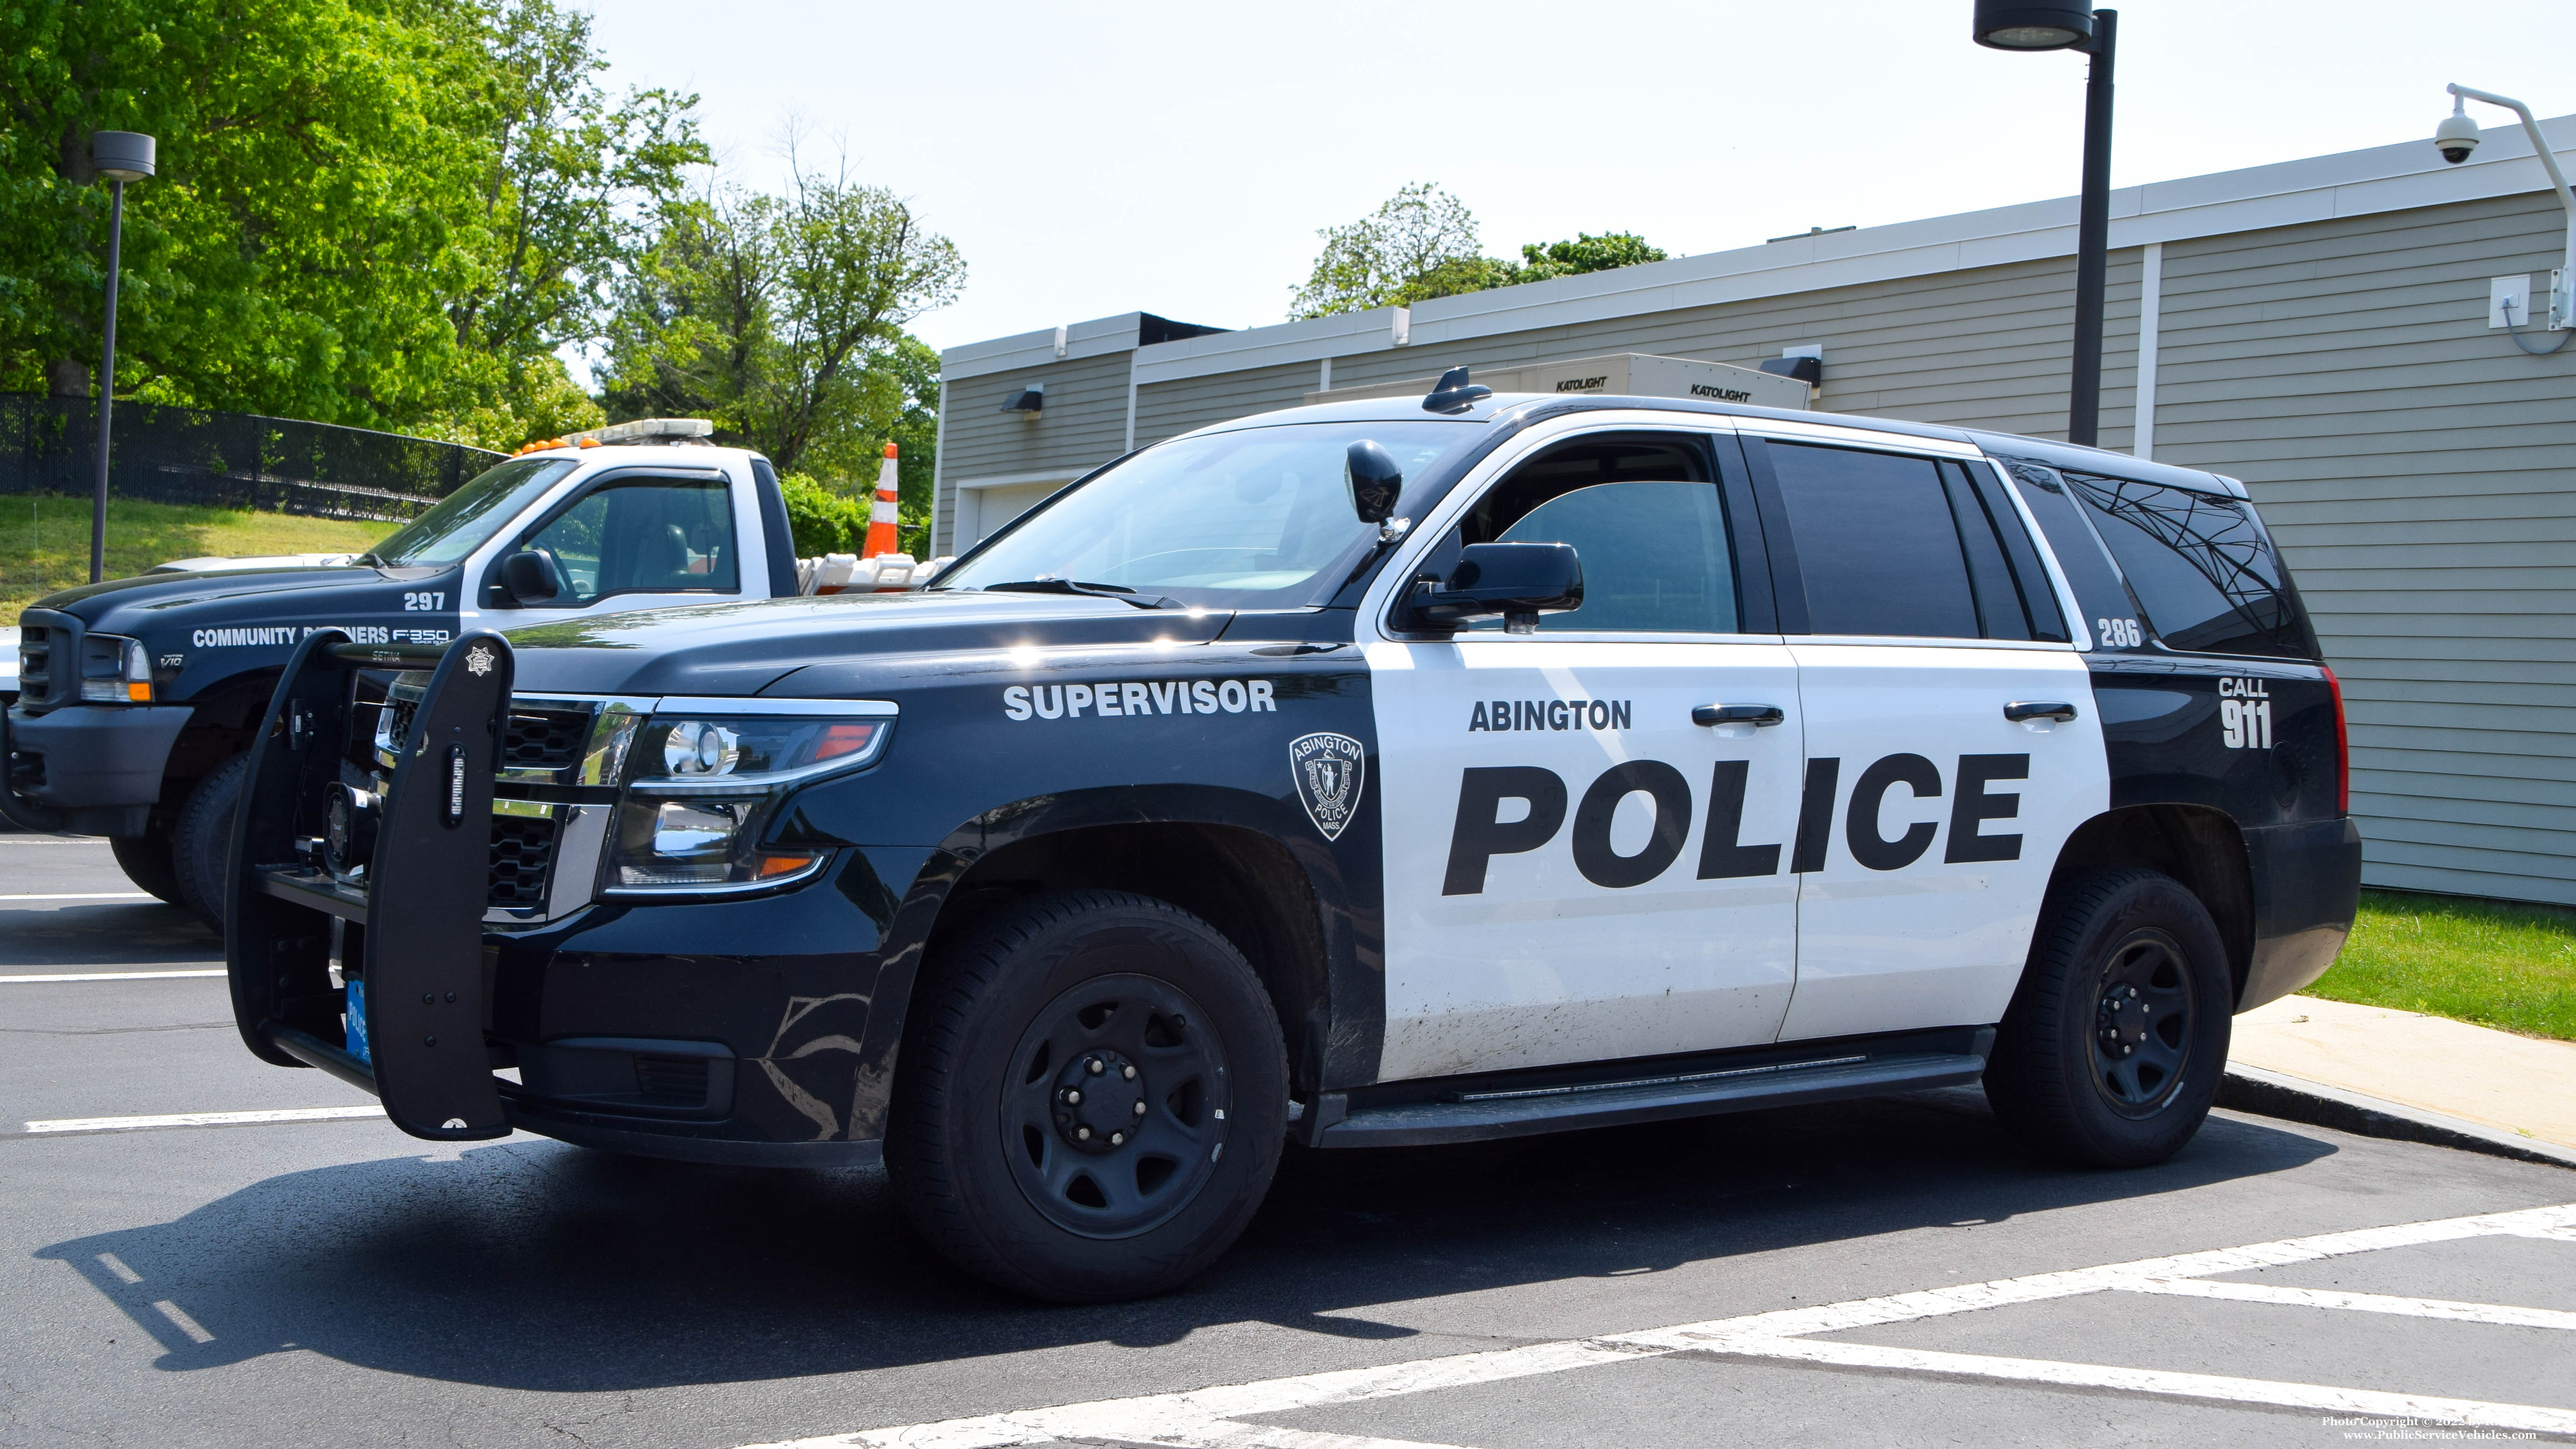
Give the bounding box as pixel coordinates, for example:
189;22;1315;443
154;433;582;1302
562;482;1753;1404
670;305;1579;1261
2436;110;2481;165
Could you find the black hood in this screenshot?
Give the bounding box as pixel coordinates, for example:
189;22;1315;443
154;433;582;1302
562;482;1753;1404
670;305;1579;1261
37;564;423;623
502;590;1237;698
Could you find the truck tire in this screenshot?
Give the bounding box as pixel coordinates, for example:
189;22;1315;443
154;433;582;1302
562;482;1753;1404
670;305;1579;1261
110;830;188;908
1985;867;2231;1169
174;754;249;930
886;890;1288;1303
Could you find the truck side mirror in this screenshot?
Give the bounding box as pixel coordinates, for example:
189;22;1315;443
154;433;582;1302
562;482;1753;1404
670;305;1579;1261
1409;541;1584;635
502;548;562;605
1345;440;1402;524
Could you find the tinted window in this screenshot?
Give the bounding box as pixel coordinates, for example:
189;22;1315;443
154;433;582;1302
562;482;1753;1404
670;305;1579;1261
2063;471;2309;658
1481;482;1737;633
1450;435;1738;635
2001;460;2140;645
512;478;739;607
1765;442;1979;638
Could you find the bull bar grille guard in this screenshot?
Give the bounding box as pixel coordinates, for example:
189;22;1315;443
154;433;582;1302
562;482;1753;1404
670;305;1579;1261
225;629;517;1142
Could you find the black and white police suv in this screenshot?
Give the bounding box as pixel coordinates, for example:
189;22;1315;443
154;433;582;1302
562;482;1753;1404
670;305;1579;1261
222;369;2360;1301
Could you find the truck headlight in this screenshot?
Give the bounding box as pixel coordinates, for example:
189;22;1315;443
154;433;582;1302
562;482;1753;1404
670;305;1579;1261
604;705;892;893
78;634;153;703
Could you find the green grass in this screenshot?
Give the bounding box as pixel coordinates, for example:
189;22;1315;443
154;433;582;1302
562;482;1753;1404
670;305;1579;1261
2305;888;2576;1042
1;494;395;620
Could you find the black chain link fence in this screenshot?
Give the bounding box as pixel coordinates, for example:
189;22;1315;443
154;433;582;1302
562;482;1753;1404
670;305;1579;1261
0;393;504;522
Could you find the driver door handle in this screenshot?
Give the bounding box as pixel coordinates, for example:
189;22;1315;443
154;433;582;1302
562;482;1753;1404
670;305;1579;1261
2004;700;2079;723
1692;704;1785;728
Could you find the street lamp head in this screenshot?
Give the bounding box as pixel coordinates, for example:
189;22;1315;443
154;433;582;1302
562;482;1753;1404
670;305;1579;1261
1973;0;2094;50
90;131;155;184
2434;98;2481;165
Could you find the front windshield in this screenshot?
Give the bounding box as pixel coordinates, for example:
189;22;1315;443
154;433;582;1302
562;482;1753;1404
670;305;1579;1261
365;458;579;567
939;422;1474;608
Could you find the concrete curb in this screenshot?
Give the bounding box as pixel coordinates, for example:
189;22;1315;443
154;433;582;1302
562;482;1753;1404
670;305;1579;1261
2219;1063;2576;1170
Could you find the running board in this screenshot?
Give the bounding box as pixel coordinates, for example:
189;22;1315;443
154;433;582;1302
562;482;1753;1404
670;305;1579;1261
1310;1035;1992;1149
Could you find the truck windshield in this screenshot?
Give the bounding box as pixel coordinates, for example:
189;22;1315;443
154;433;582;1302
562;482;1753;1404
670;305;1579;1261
937;421;1475;608
363;458;579;568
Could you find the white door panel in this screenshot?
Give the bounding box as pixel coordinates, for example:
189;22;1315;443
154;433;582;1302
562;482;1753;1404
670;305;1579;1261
1780;644;2107;1041
1371;637;1803;1081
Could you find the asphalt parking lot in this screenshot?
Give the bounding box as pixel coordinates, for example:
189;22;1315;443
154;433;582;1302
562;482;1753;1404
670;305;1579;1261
4;831;2573;1449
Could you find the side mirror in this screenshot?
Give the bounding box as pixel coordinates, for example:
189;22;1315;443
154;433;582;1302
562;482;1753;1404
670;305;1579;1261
1410;542;1584;634
502;548;562;605
1345;439;1403;524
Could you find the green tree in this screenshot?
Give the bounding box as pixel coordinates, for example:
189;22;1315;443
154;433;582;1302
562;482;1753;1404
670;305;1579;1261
1512;231;1667;281
1288;182;1485;319
1288;185;1669;319
430;0;706;447
603;153;963;480
0;0;703;449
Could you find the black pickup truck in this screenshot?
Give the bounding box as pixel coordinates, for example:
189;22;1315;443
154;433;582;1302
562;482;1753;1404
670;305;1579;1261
4;422;823;919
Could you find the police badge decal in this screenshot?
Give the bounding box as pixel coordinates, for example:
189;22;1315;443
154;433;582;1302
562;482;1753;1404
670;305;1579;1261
1288;732;1365;841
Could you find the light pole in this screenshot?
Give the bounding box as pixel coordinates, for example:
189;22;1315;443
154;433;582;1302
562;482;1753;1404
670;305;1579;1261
1974;2;2117;448
87;130;154;584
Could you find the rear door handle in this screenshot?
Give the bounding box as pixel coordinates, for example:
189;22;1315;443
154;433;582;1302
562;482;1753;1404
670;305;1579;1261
2004;700;2078;723
1692;704;1786;728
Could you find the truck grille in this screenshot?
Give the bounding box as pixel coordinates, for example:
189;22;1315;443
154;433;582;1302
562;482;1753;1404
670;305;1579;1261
501;707;590;772
16;624;54;707
488;812;560;908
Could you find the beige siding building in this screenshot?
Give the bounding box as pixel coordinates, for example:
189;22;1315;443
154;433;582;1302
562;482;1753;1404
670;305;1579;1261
936;118;2576;907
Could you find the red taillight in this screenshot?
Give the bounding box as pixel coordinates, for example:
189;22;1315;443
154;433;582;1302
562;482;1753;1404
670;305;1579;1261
2321;663;2350;816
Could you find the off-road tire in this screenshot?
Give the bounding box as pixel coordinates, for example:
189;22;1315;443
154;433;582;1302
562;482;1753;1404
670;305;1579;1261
173;754;249;929
1986;867;2232;1168
111;828;188;907
886;890;1288;1303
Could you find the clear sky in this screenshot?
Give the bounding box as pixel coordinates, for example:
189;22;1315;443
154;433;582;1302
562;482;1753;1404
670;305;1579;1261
587;0;2574;354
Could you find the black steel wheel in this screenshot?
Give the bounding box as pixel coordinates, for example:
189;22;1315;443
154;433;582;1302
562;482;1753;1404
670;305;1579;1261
1986;867;2231;1168
1005;974;1230;1239
2090;929;2197;1117
887;890;1287;1302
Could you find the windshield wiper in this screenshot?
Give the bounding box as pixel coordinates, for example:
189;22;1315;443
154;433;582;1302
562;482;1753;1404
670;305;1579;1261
979;579;1181;610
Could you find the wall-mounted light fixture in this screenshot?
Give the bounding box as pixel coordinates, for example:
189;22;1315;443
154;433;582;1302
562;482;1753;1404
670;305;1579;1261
999;385;1045;418
1759;346;1825;388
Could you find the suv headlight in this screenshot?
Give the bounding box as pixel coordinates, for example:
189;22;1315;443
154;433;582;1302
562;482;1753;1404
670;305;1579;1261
604;701;893;893
79;634;154;703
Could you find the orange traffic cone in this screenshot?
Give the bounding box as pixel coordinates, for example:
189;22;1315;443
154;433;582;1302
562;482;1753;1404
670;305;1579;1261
864;442;900;559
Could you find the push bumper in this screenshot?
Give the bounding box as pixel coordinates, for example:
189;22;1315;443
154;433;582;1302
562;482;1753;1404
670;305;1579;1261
2240;815;2364;1011
227;627;923;1163
4;703;193;831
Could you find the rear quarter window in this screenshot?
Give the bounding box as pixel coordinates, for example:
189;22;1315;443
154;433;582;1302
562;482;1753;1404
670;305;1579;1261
2061;470;2312;659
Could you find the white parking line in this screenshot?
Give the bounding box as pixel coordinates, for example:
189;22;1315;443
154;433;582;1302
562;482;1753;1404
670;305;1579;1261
150;1299;215;1344
2121;1275;2576;1331
0;969;226;983
0;892;153;901
755;1201;2576;1449
24;1106;381;1135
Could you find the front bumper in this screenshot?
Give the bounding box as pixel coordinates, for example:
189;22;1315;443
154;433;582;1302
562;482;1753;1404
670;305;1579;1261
5;703;193;829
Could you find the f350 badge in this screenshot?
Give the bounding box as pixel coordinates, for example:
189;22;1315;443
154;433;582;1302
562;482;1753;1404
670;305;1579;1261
1289;733;1365;841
